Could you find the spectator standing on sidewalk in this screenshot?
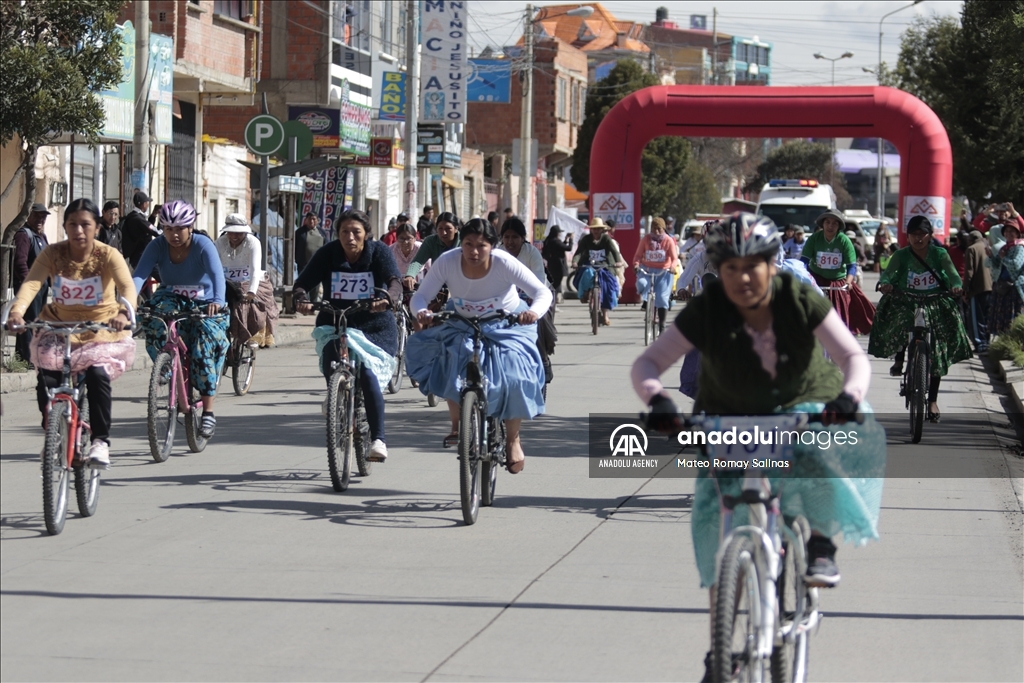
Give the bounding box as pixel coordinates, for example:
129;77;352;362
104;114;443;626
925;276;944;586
12;203;50;364
121;191;157;268
962;230;992;353
98;201;123;252
296;213;325;301
417;205;436;239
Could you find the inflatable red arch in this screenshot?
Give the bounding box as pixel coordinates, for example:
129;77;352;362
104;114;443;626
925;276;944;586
587;85;952;302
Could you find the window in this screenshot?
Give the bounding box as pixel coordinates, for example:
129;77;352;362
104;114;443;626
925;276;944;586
571;82;580;125
382;0;394;55
579;86;587;123
736;43;747;63
214;0;249;20
557;77;567;120
226;198;239;216
758;47;770;66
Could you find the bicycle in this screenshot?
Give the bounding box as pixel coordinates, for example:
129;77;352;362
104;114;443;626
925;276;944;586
139;305;228;462
637;265;670;346
224;299;257;396
577;262;609;335
644;410;855;683
887;289;950;444
311;289;393;492
413;283;449;406
1;298;136;536
428;309;518;525
387;291;414;394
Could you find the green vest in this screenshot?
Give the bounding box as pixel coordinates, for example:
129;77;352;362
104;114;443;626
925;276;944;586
674;273;843;414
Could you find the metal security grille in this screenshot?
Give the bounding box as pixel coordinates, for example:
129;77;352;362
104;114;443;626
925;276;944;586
167;130;195;204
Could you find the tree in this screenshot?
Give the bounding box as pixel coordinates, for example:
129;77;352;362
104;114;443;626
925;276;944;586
571;59;694;216
892;1;1024;207
744;140;854;209
0;0;124;252
667;161;721;220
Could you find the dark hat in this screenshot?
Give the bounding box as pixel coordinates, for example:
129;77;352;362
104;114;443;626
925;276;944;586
132;190;151;206
30;203;50;215
814;209;846;229
397;213;409;221
906;215;934;234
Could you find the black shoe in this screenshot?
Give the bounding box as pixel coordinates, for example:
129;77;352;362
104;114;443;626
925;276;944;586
889;363;903;377
641;300;647;311
805;536;840;587
701;650;741;683
927;411;941;423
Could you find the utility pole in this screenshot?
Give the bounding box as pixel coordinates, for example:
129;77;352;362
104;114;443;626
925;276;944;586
711;8;717;85
403;0;419;218
518;4;534;222
133;0;150;192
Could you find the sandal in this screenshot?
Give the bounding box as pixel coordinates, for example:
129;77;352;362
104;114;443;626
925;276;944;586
442;432;459;448
505;443;525;474
927;411;941;423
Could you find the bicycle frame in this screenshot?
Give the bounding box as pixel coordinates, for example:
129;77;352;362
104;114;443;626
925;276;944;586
147;314;202;414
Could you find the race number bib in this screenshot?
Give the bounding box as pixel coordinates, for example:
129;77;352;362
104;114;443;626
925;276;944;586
907;270;938;291
224;267;250;282
645;249;666;263
815;251;842;269
589;249;607;265
331;271;373;300
170;284;205;300
53;276;102;307
452;295;504;316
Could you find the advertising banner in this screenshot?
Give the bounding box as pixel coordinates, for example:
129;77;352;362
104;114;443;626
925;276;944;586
288;106;341;148
354;138;406;168
467;59;511;103
593;192;636;229
420;1;468;123
379;71;406;120
100;22;135;141
339;80;372;156
148;33;174;145
301;167;353;239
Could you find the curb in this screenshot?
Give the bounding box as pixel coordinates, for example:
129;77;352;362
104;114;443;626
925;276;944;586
0;324;314;395
992;357;1024;421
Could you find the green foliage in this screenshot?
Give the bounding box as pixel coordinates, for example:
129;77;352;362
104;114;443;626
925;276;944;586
668;160;721;220
572;59;717;217
3;351;31;373
989;314;1024;368
0;0;125;148
892;1;1024;208
743;140;853;208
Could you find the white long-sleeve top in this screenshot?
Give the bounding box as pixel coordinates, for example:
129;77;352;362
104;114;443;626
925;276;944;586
411;248;552;319
215;234;263;295
497;241;546;282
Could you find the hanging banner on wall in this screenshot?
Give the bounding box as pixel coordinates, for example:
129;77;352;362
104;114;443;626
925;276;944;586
420;1;468;123
148;33;174;145
467;59;511;103
99;22;135;140
339;80;372;157
302;167;353;239
379;71;406;120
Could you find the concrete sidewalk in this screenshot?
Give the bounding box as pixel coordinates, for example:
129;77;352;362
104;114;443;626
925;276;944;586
0;314;317;394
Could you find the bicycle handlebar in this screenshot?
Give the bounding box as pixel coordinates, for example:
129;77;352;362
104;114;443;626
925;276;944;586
879;287;957;299
427;309;520;328
305;287;395;315
2;297;138;331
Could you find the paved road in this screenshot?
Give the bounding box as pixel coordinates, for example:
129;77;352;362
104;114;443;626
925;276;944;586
2;283;1022;682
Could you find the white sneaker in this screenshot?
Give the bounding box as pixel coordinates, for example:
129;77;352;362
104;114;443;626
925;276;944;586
88;440;111;469
368;439;388;462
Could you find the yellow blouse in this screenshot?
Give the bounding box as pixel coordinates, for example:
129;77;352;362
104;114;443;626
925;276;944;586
12;241;137;344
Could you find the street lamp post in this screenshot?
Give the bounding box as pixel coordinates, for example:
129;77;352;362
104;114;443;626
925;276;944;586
813;51;853;186
518;4;593;225
876;0;924;218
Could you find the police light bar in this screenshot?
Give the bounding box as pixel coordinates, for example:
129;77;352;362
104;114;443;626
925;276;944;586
768;179;820;188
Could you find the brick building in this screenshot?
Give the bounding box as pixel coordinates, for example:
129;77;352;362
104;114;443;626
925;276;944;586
531;3;649;82
466;38;588;223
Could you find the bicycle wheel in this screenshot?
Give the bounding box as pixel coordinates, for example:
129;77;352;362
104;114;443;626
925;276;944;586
909;342;927;444
232;342;256;396
42;401;71;535
147;352;177;463
770;534;811;683
459;390;483;525
590;284;600;335
713;535;764;683
482;417;504;507
74;385;100;518
388;315;407;394
354;385;372;477
184;385;208;453
326;368;354;492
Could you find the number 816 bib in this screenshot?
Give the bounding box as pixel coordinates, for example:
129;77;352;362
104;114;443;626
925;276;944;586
331;271;373;300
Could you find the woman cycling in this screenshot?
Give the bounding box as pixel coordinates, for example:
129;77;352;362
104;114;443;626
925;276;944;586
987;219;1024;336
542;225;572;302
572;217;623;326
405;218;551;473
632;216;679;334
293;209;402;463
6;199;137;468
389;223;421;280
215;213;279;348
402;211;460;289
133;200;228;439
869;215;970;422
801;209;875;334
631;213;884;679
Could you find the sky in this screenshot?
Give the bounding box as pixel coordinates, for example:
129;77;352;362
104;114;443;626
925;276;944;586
467;1;965;86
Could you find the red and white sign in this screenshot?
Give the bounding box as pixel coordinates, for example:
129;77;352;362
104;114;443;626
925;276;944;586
593;192;635;229
903;195;947;236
